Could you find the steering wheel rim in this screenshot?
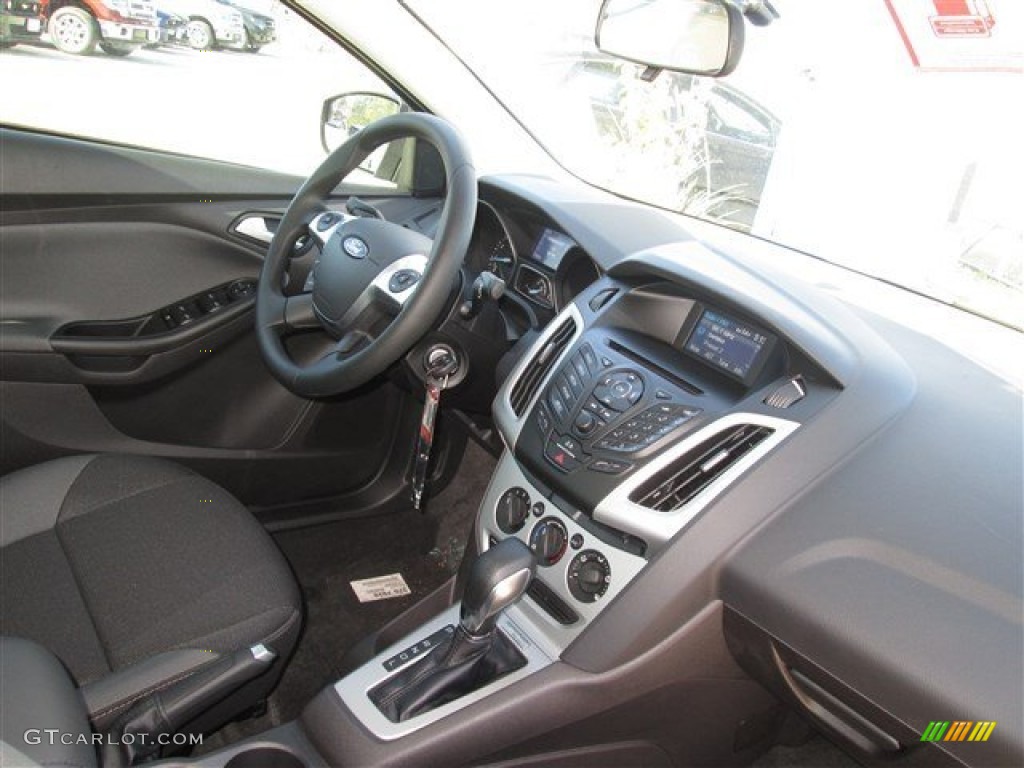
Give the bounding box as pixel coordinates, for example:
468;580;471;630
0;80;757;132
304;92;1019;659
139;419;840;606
255;113;476;398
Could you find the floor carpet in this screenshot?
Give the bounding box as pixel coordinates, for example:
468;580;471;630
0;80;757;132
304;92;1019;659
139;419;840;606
197;440;495;753
751;735;860;767
198;440;857;768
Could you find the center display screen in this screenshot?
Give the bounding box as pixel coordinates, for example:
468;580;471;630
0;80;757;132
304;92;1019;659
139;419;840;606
532;228;575;270
684;308;774;384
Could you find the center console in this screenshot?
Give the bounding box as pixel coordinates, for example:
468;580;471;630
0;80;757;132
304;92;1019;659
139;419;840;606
322;275;821;757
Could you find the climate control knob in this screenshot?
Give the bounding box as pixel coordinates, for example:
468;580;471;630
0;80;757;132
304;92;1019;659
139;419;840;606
529;518;568;567
567;550;611;603
496;487;530;534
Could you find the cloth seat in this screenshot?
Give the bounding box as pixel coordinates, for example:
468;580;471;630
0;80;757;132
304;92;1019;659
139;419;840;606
0;454;302;733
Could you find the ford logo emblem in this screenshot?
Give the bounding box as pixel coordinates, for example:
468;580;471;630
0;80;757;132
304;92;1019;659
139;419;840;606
342;236;368;260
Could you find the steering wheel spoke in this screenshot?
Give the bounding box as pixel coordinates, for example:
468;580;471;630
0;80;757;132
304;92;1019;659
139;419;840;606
335;329;375;358
309;210;355;248
264;292;319;335
370;253;429;315
283;293;319;331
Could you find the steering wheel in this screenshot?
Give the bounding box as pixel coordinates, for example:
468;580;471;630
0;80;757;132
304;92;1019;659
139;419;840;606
255;113;477;398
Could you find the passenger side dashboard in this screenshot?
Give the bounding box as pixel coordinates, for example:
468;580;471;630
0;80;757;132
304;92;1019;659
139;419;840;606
473;212;1019;767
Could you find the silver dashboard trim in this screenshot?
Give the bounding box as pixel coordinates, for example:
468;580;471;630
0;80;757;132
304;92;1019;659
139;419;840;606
477;452;648;649
594;412;800;548
493;302;585;449
233;215;275;244
515;263;554;309
309;210;356;248
370;253;429;310
334;603;553;741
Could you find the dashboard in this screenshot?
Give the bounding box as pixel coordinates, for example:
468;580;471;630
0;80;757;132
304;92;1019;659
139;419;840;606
307;172;1019;768
456;175;1021;768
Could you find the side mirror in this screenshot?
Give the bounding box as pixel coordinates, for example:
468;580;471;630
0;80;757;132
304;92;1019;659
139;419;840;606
595;0;745;77
320;92;402;154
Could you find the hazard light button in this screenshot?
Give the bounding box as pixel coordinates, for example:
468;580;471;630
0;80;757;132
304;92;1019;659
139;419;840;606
544;433;586;472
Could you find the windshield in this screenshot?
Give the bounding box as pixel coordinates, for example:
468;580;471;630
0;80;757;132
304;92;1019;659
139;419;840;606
404;0;1022;329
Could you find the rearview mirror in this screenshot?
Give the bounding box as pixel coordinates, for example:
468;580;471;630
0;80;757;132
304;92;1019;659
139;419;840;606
595;0;744;77
320;92;402;154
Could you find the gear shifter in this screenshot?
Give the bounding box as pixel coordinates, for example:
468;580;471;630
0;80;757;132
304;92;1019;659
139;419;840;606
369;538;535;722
460;536;535;636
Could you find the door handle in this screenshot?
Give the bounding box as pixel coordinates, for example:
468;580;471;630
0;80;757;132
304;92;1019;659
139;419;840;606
771;644;902;757
232;214;278;245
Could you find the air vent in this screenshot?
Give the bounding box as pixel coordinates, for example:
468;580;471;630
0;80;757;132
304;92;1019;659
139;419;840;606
629;424;775;512
509;316;577;416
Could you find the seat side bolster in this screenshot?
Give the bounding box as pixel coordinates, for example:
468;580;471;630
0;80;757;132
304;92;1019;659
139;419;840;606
0;455;97;548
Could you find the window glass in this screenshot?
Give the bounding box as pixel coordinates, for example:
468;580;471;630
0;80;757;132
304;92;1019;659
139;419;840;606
0;0;398;178
406;0;1023;329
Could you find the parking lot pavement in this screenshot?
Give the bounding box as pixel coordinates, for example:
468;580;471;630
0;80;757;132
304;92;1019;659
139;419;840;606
1;40;388;176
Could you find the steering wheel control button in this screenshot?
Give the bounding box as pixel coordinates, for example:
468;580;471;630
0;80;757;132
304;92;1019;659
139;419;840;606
388;269;421;293
529;518;569;567
316;212;340;232
313;211;337;230
567;550;611;603
496;487;531;534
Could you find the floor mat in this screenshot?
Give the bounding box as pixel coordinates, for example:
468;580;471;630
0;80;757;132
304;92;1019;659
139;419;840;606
750;734;860;767
197;440;496;753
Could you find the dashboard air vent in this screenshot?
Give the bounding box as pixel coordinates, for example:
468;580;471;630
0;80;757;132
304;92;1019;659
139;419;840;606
509;316;577;416
629;424;775;512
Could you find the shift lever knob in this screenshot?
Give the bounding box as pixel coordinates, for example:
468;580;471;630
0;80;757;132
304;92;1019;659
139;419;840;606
460;538;535;637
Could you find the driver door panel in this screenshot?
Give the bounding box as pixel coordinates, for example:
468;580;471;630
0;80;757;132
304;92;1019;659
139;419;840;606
0;128;421;513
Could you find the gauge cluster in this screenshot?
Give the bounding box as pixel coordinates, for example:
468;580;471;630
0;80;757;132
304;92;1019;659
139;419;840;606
467;200;601;323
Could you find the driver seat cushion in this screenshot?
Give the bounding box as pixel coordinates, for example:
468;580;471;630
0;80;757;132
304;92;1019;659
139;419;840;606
0;454;302;730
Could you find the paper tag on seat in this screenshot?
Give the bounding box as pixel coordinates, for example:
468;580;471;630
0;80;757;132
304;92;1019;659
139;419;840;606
350;573;412;603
